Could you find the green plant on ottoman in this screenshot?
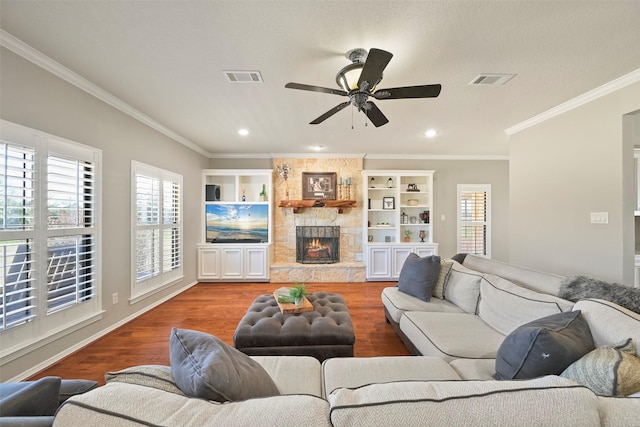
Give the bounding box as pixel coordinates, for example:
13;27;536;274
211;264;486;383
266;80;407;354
289;283;308;307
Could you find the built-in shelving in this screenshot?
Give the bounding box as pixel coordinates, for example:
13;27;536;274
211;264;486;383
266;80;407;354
198;169;273;282
362;170;438;280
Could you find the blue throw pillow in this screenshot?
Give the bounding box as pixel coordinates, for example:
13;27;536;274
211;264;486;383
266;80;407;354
494;310;594;380
397;254;441;302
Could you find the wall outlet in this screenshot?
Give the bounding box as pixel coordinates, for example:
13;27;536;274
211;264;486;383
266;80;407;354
441;214;446;221
112;292;118;305
355;253;363;262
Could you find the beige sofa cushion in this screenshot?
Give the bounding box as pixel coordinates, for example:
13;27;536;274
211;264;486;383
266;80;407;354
462;254;565;295
400;312;505;361
382;287;462;323
322;356;461;396
54;382;331;427
105;365;185;395
448;358;496;380
443;262;482;314
478;274;574;336
573;298;640;357
328;377;600;427
597;396;640;426
252;356;322;397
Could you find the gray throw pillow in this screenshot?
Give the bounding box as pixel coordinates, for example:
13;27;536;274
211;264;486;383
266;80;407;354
494;310;594;380
169;328;280;402
397;254;441;302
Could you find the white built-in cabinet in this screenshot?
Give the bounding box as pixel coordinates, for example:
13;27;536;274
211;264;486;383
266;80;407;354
363;170;438;280
197;169;272;282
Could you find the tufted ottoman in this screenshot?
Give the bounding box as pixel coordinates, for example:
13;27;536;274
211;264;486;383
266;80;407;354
233;292;355;361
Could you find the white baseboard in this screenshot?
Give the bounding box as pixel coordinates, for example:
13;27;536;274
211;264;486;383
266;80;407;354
9;280;198;382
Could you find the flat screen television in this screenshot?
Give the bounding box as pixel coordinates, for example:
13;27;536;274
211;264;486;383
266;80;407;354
205;204;268;243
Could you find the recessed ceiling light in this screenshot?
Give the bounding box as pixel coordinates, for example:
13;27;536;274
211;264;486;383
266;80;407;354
238;129;250;136
425;129;438;138
311;145;325;151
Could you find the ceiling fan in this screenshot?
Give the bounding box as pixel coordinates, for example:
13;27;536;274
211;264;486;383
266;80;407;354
285;48;441;127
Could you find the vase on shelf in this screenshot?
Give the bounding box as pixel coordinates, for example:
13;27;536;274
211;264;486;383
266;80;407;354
419;230;426;242
259;184;267;201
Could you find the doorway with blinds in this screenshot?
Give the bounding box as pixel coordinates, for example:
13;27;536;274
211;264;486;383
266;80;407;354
457;184;491;257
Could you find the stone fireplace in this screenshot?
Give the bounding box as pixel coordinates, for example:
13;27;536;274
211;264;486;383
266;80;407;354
269;157;366;282
296;226;340;264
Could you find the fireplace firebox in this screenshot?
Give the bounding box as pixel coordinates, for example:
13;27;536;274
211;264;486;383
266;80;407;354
296;226;340;264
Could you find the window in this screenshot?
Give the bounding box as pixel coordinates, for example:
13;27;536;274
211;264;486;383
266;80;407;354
131;161;182;302
1;120;101;357
457;184;491;257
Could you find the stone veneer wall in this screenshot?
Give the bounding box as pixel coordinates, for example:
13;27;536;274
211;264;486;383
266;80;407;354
270;157;366;282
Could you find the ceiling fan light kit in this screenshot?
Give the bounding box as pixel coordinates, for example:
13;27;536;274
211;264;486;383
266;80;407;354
285;47;441;127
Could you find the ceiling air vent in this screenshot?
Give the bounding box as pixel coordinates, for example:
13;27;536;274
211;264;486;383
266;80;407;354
469;74;515;86
223;70;263;83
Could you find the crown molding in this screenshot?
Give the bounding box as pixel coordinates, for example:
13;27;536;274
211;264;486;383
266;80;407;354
363;153;509;160
208;153;274;159
208;153;509;160
505;67;640;136
0;29;209;158
271;153;366;159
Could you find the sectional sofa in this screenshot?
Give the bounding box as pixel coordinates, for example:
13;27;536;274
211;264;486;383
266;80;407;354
52;255;640;426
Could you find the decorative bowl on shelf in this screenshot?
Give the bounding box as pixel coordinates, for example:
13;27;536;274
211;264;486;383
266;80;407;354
407;199;418;206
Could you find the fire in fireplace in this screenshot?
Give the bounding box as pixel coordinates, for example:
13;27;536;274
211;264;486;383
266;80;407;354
296;226;340;264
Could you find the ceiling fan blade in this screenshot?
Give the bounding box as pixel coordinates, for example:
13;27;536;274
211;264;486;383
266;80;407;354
285;82;347;96
373;84;442;100
357;48;393;92
310;101;351;124
363;101;389;127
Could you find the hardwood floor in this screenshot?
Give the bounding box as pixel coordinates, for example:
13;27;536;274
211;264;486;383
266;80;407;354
28;282;409;384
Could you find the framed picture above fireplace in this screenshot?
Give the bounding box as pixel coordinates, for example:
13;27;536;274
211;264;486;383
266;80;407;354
302;172;336;200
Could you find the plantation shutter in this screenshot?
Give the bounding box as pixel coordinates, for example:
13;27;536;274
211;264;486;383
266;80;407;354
1;143;36;330
131;161;183;300
46;155;97;313
457;184;491;257
162;180;181;273
136;174;161;282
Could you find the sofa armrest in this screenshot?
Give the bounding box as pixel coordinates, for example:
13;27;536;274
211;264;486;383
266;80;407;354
0;377;61;417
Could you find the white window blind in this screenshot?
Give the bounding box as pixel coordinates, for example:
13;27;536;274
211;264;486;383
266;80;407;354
46;154;97;314
1;120;102;356
457;184;491;257
132;162;182;301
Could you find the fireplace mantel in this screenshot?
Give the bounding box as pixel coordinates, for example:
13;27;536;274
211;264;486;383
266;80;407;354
279;199;357;214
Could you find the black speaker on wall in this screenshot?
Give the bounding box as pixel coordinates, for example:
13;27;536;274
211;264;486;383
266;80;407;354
206;185;221;201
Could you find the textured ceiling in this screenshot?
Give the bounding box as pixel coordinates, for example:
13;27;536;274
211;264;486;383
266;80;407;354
1;1;640;157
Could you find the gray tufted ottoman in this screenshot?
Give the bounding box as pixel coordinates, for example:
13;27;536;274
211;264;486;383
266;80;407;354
233;292;355;361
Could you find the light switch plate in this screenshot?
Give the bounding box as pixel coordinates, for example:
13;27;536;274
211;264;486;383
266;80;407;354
590;212;608;224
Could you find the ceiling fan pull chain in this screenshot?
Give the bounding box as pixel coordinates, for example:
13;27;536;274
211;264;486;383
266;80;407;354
351;104;354;129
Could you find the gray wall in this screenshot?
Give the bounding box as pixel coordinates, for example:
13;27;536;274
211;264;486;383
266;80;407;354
0;48;209;381
509;81;640;283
